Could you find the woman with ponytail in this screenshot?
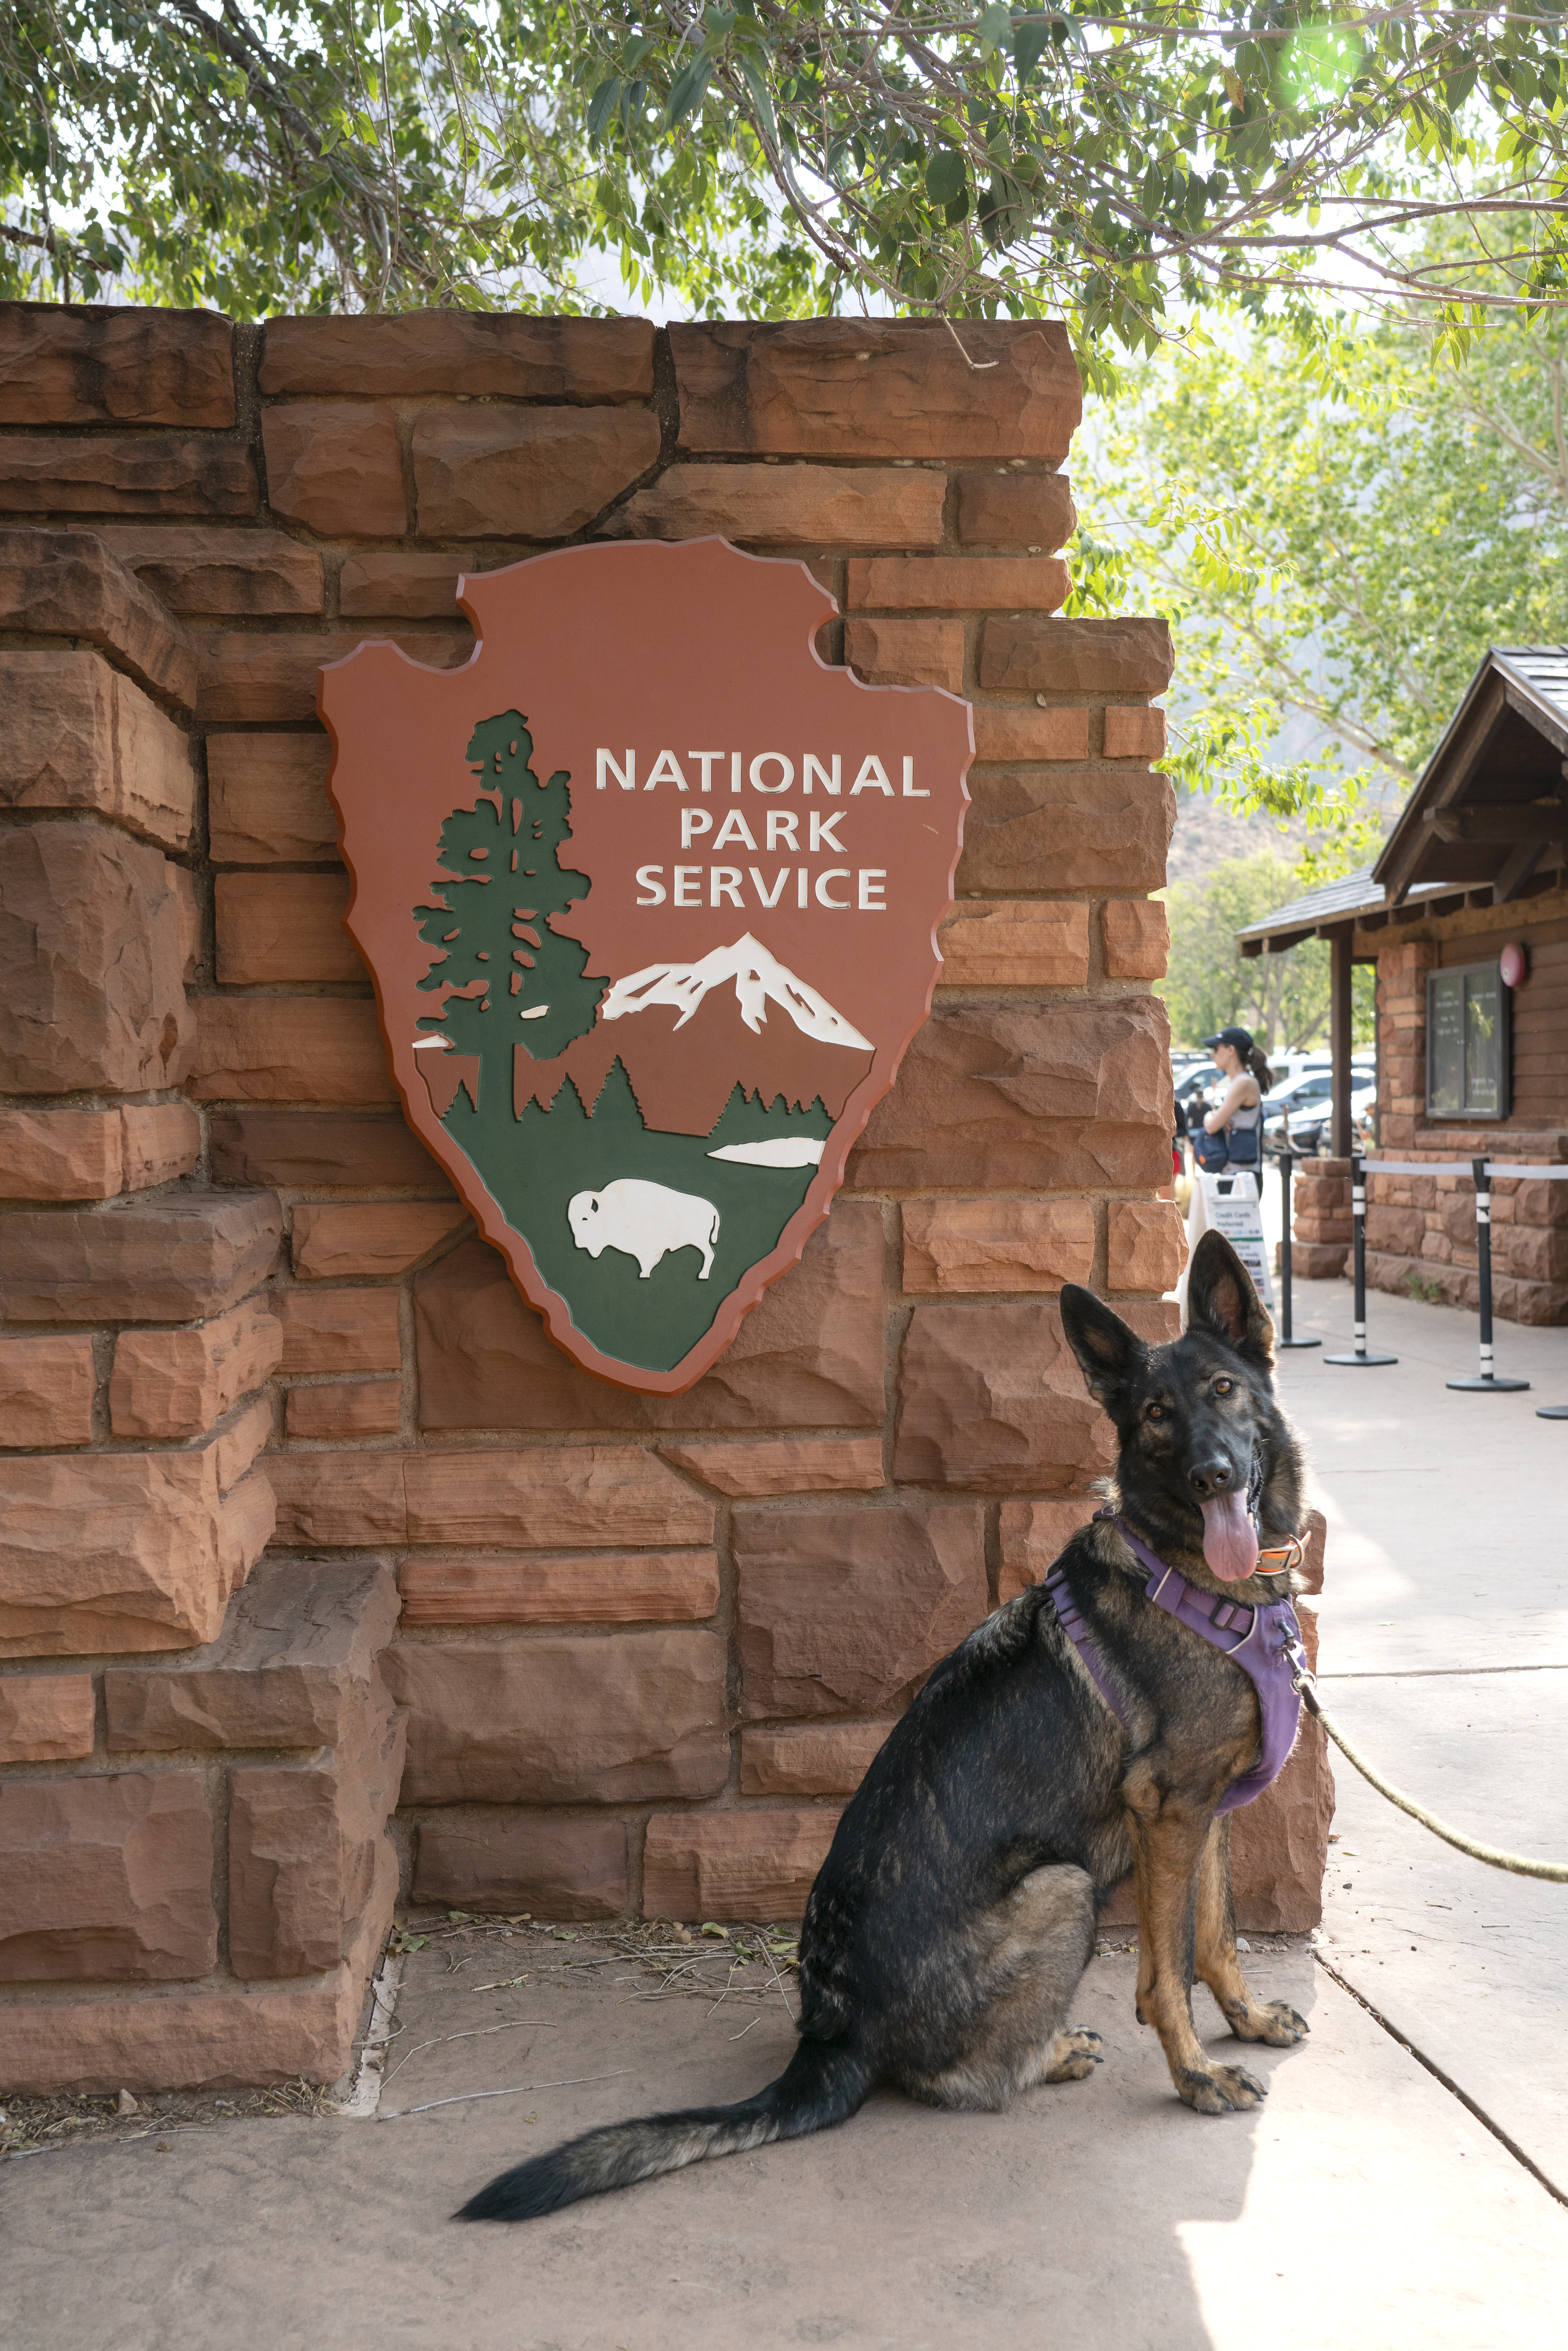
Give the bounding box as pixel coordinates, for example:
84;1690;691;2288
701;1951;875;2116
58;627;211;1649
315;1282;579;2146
1192;1025;1271;1180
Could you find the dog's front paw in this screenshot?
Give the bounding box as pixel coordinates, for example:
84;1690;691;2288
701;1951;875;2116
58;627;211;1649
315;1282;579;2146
1233;1999;1308;2047
1175;2063;1266;2114
1045;2026;1105;2083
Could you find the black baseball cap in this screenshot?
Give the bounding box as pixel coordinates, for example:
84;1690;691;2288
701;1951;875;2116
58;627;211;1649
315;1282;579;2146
1202;1026;1255;1055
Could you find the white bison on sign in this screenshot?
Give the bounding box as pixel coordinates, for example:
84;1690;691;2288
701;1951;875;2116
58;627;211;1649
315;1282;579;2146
567;1180;720;1280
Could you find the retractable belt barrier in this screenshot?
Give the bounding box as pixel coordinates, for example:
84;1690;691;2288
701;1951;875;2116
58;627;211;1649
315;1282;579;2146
1279;1150;1568;1403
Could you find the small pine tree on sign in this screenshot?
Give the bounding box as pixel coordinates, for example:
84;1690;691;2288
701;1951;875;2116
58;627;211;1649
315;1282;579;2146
413;710;602;1088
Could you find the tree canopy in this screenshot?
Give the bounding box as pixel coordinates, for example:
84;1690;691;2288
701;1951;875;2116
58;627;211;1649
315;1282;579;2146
1068;293;1568;839
1161;849;1376;1052
4;5;1565;362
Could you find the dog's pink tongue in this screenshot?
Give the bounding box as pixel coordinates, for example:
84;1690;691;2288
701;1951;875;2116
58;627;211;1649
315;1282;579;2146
1201;1490;1258;1582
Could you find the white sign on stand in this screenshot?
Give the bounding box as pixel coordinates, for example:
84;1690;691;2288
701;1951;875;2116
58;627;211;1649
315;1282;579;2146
1180;1170;1275;1313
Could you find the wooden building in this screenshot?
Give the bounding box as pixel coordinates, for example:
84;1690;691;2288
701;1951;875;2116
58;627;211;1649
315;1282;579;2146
1238;646;1568;1323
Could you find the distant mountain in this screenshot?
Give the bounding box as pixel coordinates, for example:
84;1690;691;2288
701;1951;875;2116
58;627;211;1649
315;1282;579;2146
601;936;873;1052
513;934;876;1137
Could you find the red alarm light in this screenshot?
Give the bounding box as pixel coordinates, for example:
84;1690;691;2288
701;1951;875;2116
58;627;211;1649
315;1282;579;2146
1499;942;1528;989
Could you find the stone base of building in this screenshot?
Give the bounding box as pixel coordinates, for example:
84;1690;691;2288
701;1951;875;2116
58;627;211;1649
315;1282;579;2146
0;1558;403;2095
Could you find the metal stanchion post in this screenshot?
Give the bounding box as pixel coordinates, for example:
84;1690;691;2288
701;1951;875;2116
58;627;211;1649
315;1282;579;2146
1324;1152;1397;1365
1448;1157;1529;1392
1275;1148;1321;1349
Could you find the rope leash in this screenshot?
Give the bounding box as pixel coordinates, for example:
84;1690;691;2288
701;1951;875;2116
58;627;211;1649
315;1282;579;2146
1290;1660;1568;1883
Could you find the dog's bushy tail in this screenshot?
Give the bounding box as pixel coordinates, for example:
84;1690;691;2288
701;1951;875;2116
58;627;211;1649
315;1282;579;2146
454;2035;870;2223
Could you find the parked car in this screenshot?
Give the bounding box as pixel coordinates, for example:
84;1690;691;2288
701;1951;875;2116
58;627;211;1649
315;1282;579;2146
1173;1059;1222;1106
1279;1081;1379;1158
1260;1064;1374;1134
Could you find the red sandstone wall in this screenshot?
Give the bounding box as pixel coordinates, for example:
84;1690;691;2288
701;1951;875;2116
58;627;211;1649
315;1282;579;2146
0;303;1322;2091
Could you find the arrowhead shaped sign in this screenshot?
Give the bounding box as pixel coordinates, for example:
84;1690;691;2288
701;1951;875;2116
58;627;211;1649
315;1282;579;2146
320;539;971;1393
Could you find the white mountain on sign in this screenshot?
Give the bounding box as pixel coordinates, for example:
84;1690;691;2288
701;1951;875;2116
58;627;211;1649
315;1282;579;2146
599;933;873;1052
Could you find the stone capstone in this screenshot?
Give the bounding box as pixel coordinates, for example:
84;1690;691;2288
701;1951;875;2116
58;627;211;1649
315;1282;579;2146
260;313;655;402
0;1772;216;1981
382;1631;729;1806
670;320;1081;459
0;304;235;427
412;1814;630;1921
734;1502;986;1719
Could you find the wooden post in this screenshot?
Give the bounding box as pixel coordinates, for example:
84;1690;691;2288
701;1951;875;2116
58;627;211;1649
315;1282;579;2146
1330;924;1354;1157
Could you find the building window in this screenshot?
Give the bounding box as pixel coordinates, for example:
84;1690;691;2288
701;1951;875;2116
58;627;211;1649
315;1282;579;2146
1426;962;1510;1119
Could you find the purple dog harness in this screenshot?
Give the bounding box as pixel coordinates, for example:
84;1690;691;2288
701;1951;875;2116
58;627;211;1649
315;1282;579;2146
1043;1511;1306;1813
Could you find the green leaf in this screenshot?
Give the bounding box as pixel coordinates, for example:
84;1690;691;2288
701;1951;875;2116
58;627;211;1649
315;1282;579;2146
925;147;967;207
1014;17;1053;83
586;79;623;142
976;4;1014;57
664;57;714;129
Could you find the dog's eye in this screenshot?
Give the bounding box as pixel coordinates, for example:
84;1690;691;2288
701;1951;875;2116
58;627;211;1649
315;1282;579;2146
1213;1377;1234;1396
1146;1402;1165;1421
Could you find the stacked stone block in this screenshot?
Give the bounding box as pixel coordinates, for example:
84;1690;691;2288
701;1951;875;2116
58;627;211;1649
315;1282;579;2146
1;301;1326;2089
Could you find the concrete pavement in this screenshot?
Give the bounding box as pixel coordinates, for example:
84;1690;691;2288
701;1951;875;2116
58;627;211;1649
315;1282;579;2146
4;1277;1567;2347
1275;1277;1568;2198
4;1928;1562;2351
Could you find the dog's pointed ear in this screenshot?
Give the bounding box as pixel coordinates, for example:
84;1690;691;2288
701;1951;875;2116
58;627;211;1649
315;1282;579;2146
1060;1284;1148;1407
1186;1231;1276;1369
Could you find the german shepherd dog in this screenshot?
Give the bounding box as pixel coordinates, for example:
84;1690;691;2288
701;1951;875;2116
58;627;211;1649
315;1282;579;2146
458;1229;1310;2223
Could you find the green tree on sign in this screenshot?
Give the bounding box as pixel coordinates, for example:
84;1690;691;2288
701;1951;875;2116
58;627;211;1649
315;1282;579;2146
414;711;601;1090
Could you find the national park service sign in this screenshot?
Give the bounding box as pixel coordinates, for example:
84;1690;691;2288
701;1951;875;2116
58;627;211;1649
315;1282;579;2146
320;539;971;1393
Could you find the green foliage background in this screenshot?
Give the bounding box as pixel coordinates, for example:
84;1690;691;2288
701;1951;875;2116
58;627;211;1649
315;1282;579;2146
1159;852;1375;1057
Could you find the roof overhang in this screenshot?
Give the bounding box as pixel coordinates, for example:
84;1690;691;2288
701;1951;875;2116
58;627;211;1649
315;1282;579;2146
1372;647;1568;909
